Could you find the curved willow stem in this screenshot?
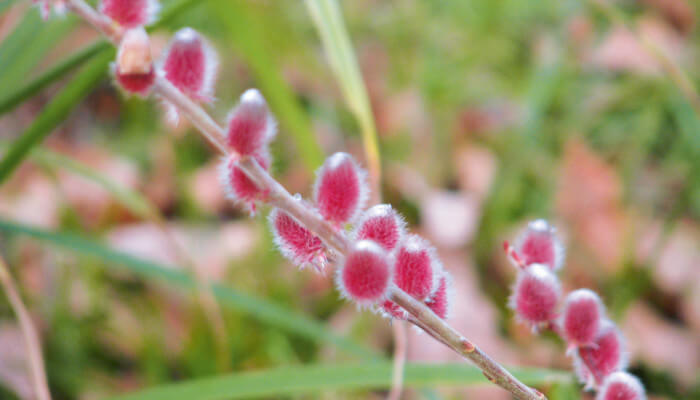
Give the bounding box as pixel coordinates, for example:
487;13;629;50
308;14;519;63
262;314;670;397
63;1;546;398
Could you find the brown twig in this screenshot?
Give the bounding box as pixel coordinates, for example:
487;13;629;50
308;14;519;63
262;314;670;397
0;254;52;400
63;1;546;398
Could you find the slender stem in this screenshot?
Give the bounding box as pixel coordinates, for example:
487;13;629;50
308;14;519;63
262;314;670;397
387;321;407;400
0;255;52;400
63;1;546;398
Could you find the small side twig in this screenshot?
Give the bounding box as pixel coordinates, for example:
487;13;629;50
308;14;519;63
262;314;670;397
0;254;52;400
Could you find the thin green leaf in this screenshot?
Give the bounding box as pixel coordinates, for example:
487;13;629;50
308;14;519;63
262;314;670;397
304;0;380;181
209;0;325;170
0;42;108;115
0;49;113;184
0;11;75;95
109;362;570;400
0;0;199;117
29;147;159;220
0;219;378;360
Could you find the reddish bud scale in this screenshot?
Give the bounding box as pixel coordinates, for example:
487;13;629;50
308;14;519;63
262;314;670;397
353;204;405;251
336;240;392;306
561;289;605;348
597;372;646;400
161;27;218;102
574;321;627;387
269;207;325;270
425;273;451;319
115;68;155;96
393;235;442;301
226;89;276;156
509;263;561;324
313;152;368;226
100;0;159;28
218;150;270;213
514;219;565;271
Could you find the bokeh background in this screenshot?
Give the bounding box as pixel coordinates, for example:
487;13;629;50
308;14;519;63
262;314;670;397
0;0;698;399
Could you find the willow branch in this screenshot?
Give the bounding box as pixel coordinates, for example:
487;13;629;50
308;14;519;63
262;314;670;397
0;255;52;400
63;1;546;398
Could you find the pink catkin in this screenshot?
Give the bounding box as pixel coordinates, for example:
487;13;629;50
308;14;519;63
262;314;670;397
161;27;218;102
597;372;646;400
393;235;442;301
515;219;565;270
509;263;560;324
337;240;392;306
425;273;450;319
313;152;367;226
269;208;324;269
354;204;405;251
226;89;275;156
561;289;605;347
100;0;158;28
218;150;270;212
575;321;627;387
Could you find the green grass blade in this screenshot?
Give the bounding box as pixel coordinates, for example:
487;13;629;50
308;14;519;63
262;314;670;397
0;0;198;117
209;0;325;170
28;147;159;220
0;41;108;115
304;0;380;180
0;49;114;184
0;219;378;360
0;11;75;94
108;362;570;400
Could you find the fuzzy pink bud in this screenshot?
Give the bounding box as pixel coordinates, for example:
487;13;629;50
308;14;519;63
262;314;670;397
574;320;627;388
597;372;646;400
226;89;276;156
336;240;392;306
514;219;565;270
218;150;270;214
425;272;451;319
562;289;605;348
353;204;406;251
100;0;159;28
380;299;408;320
509;263;561;324
161;27;218;102
313;152;368;226
393;235;442;301
114;28;155;96
269;206;325;271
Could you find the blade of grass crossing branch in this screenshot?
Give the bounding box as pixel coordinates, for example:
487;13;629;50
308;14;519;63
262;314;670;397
0;12;75;94
0;0;198;117
209;0;325;170
304;0;381;189
0;42;108;115
0;219;379;360
108;362;570;400
0;49;113;184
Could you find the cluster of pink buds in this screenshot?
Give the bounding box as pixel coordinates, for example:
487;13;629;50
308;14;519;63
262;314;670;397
265;150;451;319
505;220;645;399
